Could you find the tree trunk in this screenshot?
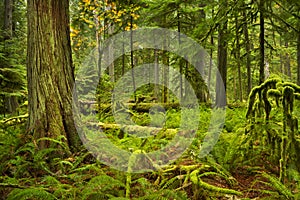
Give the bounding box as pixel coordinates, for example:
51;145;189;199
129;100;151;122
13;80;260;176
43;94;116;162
154;49;159;102
162;51;169;103
27;0;81;152
177;12;183;101
3;0;19;114
130;10;136;102
4;0;13;39
242;6;252;95
297;27;300;85
208;8;214;93
216;0;227;107
235;14;242;102
259;0;265;84
284;42;291;78
108;22;115;82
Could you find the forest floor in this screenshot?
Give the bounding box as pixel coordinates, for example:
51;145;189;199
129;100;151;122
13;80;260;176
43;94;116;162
0;103;299;199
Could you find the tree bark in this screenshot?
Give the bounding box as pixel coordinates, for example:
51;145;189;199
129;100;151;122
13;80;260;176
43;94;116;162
235;14;242;102
297;26;300;85
284;42;291;78
2;0;19;114
27;0;81;152
259;0;265;84
216;0;227;107
162;51;169;103
242;6;252;95
4;0;13;39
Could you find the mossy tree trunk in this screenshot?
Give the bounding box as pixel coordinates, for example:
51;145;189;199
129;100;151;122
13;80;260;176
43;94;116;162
297;24;300;85
27;0;81;152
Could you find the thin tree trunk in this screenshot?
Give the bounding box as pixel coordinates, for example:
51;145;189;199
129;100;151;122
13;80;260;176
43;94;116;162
130;14;136;102
235;15;242;101
297;28;300;85
162;51;169;103
284;42;291;78
4;0;13;39
280;37;284;74
27;0;81;152
177;12;183;101
154;49;159;102
259;0;265;84
3;0;19;114
162;15;169;103
122;31;125;76
208;9;214;93
242;6;252;95
108;23;114;82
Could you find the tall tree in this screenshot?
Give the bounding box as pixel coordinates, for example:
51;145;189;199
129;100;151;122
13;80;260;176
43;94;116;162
216;0;227;107
258;0;265;84
2;0;19;114
242;2;252;95
27;0;81;151
297;19;300;85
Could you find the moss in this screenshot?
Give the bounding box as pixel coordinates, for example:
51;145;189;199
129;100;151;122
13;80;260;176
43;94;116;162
245;79;300;183
246;86;261;118
282;82;300;93
267;89;281;98
197;178;242;196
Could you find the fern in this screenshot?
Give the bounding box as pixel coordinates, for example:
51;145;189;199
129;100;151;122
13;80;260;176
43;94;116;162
82;174;125;199
161;175;184;189
7;188;57;200
260;172;294;199
136;189;189;200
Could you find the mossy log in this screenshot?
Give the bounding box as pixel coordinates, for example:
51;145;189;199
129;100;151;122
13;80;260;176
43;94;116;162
100;103;181;113
87;122;179;138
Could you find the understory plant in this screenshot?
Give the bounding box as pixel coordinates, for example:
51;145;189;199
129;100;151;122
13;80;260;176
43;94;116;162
245;77;300;185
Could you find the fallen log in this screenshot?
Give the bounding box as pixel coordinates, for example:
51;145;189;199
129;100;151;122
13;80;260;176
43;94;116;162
85;122;195;139
87;122;178;138
98;103;181;113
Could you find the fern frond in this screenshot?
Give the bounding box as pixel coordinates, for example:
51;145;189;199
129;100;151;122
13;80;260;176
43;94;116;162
197;179;242;196
7;188;57;200
82;174;125;199
260;172;294;199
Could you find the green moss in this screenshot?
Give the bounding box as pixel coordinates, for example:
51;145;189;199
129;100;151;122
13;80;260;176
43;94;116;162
245;79;300;183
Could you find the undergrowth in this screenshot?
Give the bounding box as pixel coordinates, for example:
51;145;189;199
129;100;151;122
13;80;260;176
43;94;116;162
0;99;299;199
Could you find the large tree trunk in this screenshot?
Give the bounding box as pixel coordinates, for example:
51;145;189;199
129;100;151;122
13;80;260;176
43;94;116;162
27;0;81;152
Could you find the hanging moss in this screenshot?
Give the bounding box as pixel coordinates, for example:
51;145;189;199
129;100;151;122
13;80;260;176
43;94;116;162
246;86;261;118
282;82;300;93
245;78;300;183
294;93;300;100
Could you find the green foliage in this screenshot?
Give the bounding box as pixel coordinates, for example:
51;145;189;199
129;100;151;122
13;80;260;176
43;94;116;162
7;188;57;200
259;172;294;199
245;77;300;184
